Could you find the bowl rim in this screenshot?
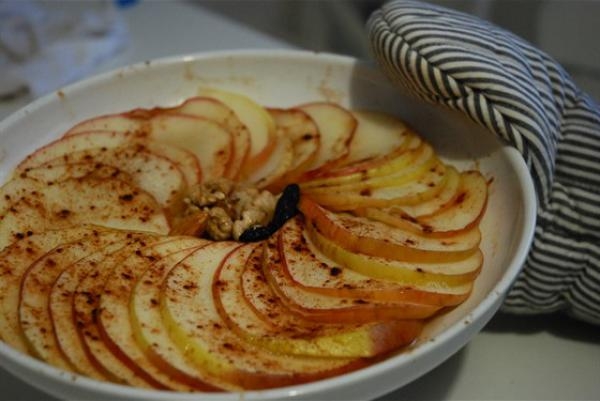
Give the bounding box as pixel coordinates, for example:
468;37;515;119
0;48;538;400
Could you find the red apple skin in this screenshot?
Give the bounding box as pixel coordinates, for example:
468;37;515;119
276;217;473;306
294;102;357;178
299;195;479;264
215;242;424;358
262;238;442;324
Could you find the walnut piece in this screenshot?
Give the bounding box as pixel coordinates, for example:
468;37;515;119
206;207;233;241
182;178;276;241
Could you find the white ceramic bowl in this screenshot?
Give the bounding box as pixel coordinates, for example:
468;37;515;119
0;50;536;401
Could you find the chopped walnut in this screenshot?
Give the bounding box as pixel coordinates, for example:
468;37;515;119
206;207;233;241
187;178;233;208
182;178;277;241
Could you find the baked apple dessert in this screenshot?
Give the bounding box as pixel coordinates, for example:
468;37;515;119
0;89;487;391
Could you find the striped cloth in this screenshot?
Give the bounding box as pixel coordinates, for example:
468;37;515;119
367;0;600;325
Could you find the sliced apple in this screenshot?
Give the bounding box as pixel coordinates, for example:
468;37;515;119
344;110;410;164
73;236;178;388
17;131;134;173
278;217;473;305
18;162;127;183
169;97;250;180
161;242;368;390
0;90;491;391
413;171;488;228
197;88;277;176
0;173;169;250
64;115;137;136
296;102;356;177
17;131;202;187
299;136;423;189
142;140;203;186
304;142;439;192
264;108;320;191
65;99;237;178
0;227;107;353
98;236;209;391
306;223;482;284
0;165;126;216
303;161;448;212
302;137;432;193
244;129;294;189
62;112;232;180
299;196;480;263
358;170;487;235
262;236;441;324
130;244;228;391
353;165;462;230
145;114;232;180
218;243;423;357
49;234;149;381
18;230;127;372
28;144;187;215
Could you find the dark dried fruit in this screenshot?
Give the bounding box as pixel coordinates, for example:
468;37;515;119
239;184;300;242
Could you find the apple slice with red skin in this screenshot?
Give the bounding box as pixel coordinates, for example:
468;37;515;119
299;195;480;263
130;244;228;391
262;236;441;324
303;160;448;212
3;159;178;235
0;171;169;250
299;143;443;212
73;236;180;388
299;134;422;189
416;171;488;230
278;217;473;305
63;112;232;179
141;139;203;186
77;94;249;170
17;131;137;173
34;144;187;215
299;137;422;192
49;234;149;381
302;142;441;195
352;165;462;232
0;164;126;216
263;108;320;192
135;114;233;180
197;88;277;178
218;243;423;358
296;102;356;178
161;242;369;390
166;96;250;180
358;170;488;235
65;103;234;178
0;227;111;353
16;131;202;186
98;236;211;391
306;222;482;287
18;230;127;373
244;128;294;189
343;110;411;165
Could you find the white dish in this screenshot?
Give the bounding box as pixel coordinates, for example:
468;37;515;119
0;49;536;401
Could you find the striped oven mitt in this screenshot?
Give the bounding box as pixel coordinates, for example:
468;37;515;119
367;0;600;325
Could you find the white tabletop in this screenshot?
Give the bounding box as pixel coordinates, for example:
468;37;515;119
1;2;598;400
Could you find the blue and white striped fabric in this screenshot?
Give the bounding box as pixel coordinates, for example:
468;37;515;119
367;0;600;325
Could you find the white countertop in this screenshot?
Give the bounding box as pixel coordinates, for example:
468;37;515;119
1;1;598;400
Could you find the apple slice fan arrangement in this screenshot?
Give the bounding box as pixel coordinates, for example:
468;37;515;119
0;89;487;391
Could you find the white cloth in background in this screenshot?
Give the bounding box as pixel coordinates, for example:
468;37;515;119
0;0;128;98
